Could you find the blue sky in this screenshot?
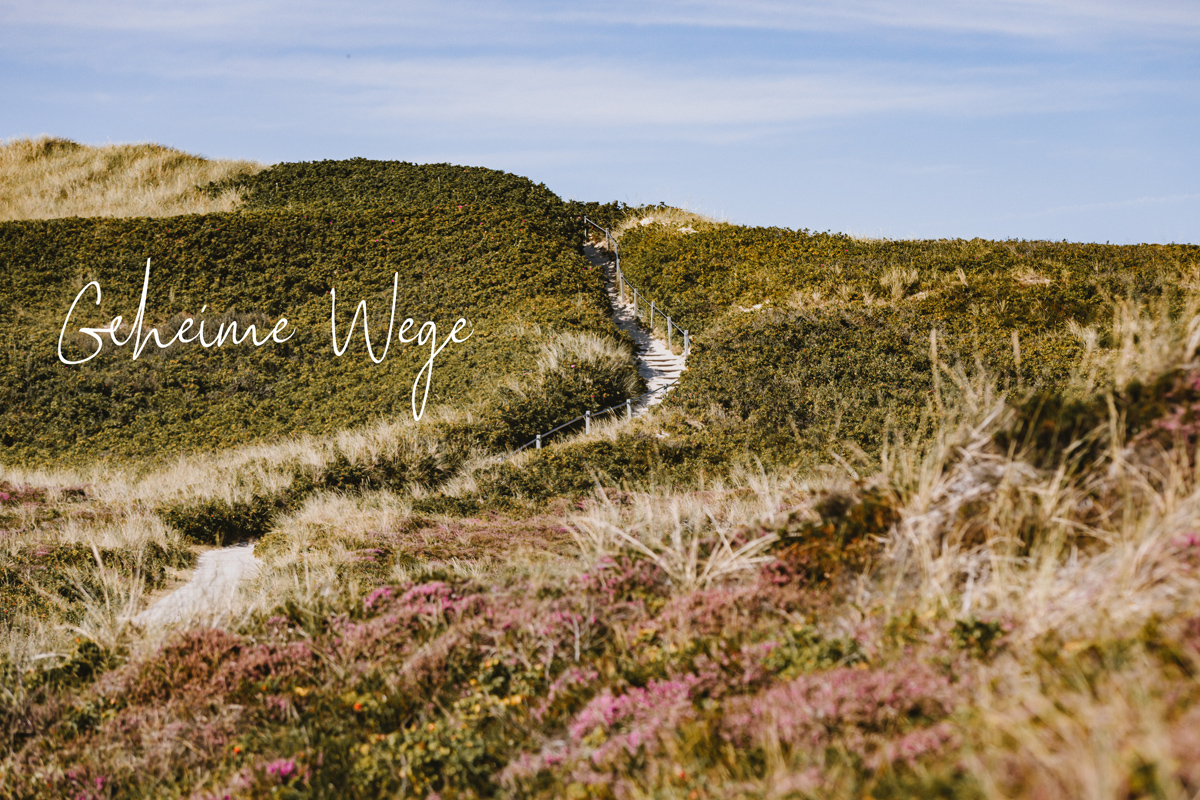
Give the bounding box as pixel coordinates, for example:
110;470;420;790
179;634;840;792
3;0;1198;243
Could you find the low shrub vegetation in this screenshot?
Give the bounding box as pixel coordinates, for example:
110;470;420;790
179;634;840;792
615;218;1200;461
0;190;633;465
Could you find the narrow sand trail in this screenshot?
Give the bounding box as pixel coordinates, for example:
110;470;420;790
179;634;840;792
135;543;260;627
584;242;687;414
139;243;686;626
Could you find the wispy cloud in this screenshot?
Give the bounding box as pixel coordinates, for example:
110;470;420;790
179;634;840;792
1;0;1196;242
552;0;1200;40
0;1;506;44
5;0;1198;44
9;0;1200;46
1016;192;1200;219
301;59;1162;130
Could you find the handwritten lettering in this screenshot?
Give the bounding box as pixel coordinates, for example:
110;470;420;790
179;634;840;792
59;260;473;423
330;274;472;421
57;259;293;365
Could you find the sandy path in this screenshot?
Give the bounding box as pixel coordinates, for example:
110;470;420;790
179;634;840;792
135;543;260;627
584;242;687;415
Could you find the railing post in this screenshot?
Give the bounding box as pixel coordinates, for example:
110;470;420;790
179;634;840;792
536;433;542;450
626;399;632;420
684;330;690;357
667;317;672;349
585;410;591;434
650;301;655;333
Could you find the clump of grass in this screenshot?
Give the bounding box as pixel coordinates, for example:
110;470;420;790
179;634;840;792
0;136;262;220
881;265;921;301
568;467;795;590
611;203;727;237
0;468;194;645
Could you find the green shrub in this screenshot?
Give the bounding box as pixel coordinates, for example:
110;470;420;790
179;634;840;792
0;201;620;466
675;307;933;459
769;488;899;584
995;367;1200;469
212;158;565;217
764;624;868;677
951;617;1007;660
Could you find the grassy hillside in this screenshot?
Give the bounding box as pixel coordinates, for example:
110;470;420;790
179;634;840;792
5;149;1200;799
0;162;639;467
615;212;1200;462
0;153;641;650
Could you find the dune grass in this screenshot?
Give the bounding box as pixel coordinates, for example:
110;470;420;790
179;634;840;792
0;136;262;221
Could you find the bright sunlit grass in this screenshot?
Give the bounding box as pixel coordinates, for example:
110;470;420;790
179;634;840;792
0;135;262;221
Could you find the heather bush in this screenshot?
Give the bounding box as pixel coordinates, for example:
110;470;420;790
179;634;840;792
1;536;986;800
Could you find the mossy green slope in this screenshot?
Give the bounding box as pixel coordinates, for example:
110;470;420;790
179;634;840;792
613;222;1200;460
0;162;636;467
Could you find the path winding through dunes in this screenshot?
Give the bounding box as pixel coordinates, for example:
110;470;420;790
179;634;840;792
135;543;260;627
584;242;687;415
139;243;685;627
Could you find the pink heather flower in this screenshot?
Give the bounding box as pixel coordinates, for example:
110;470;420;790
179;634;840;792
502;678;699;788
1173;532;1200;550
722;662;963;764
264;758;296;781
364;586;394;610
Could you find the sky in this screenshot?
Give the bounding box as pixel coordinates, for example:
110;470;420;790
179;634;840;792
2;0;1198;243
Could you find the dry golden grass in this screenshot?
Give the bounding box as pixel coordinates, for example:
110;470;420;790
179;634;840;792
849;313;1200;797
611;205;727;238
0;135;262;221
569;465;808;589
